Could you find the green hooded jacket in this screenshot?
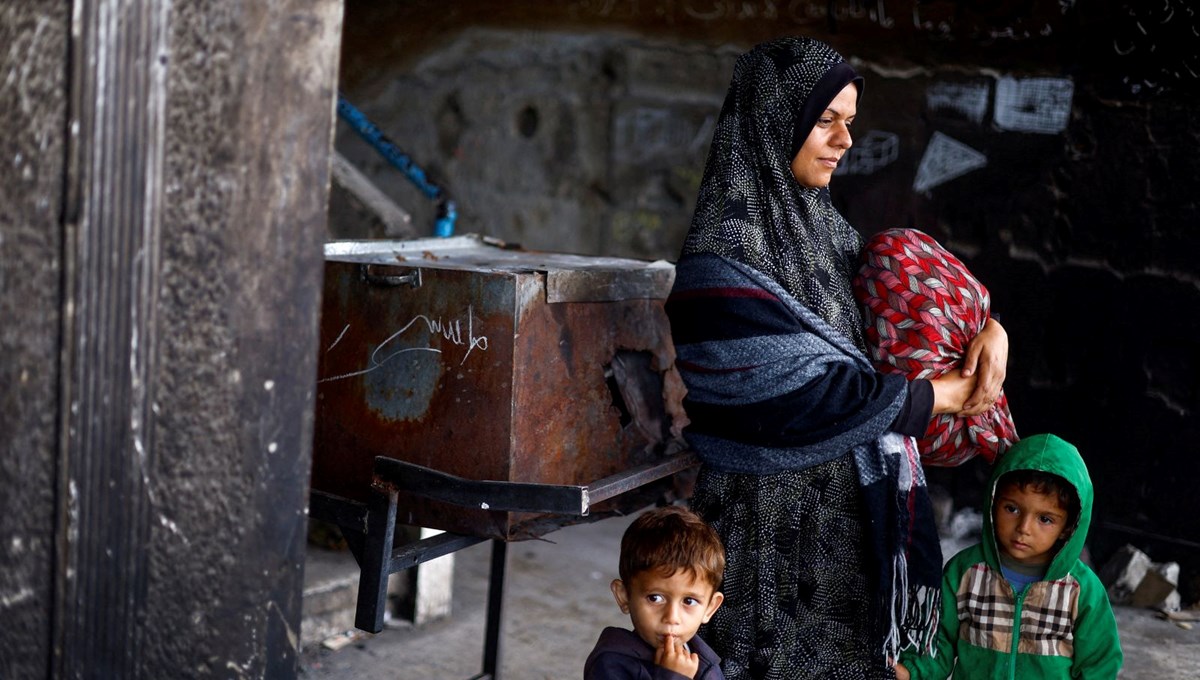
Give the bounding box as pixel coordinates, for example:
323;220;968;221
900;433;1123;679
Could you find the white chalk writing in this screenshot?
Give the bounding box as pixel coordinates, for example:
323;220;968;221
326;323;350;352
318;306;490;383
565;0;1064;39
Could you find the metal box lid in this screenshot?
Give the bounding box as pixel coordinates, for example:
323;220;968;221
324;234;676;303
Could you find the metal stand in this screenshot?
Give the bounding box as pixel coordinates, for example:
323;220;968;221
308;450;698;680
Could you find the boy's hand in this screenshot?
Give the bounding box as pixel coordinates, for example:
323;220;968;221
655;634;699;678
892;660;911;680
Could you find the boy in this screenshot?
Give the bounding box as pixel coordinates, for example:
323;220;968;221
584;505;727;680
895;433;1123;679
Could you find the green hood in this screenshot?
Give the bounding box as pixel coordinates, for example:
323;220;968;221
981;433;1094;581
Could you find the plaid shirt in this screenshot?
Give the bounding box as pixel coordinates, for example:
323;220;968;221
958;562;1078;658
900;544;1122;680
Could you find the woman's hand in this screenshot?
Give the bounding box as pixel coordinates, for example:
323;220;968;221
960;317;1008;416
929;370;977;415
893;660;912;680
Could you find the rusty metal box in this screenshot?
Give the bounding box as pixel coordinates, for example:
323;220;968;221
311;235;689;540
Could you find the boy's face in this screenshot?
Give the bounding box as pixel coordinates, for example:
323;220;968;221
610;567;723;652
992;482;1071;567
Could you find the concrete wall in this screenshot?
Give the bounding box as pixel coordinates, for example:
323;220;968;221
334;1;1200;599
0;0;342;677
0;3;69;676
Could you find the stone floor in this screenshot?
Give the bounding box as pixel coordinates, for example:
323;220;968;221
298;510;1200;679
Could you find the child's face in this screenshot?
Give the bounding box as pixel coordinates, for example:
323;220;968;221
992;482;1070;567
610;567;723;652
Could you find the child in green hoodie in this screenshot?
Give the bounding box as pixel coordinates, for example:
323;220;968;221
894;433;1123;680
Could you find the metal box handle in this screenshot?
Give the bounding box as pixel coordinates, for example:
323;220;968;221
360;263;422;288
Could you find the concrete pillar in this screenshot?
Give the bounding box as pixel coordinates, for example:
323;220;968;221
1;0;342;677
0;3;70;677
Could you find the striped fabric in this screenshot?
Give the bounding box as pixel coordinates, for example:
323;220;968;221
852;228;1018;466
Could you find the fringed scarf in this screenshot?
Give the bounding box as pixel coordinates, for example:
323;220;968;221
669;253;943;660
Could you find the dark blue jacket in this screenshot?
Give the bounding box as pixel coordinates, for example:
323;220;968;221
584;627;725;680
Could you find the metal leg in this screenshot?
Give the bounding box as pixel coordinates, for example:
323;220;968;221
481;538;508;680
354;485;398;633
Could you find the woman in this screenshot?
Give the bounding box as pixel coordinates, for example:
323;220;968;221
665;37;1008;679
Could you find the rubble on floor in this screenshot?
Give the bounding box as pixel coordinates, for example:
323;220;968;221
1100;543;1197;629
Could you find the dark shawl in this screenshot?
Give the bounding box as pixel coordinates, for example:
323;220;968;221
668;253;942;659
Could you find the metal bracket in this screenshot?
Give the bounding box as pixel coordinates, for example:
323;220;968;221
371;450;698;516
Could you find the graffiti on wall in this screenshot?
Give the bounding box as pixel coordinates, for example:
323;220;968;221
925;77;1074;133
913;131;986;193
913;74;1071;193
993;77;1074;134
926;81;990;124
834;129;899;176
1109;0;1200;96
569;0;1066;39
615;106;715;164
575;0;894;26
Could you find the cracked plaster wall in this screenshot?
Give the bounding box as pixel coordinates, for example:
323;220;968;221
335;0;1200;599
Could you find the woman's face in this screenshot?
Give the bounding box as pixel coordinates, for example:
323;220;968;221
790;82;858;188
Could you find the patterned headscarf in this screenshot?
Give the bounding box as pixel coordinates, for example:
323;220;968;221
682;37;867;349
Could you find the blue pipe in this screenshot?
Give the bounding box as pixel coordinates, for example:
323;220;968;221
434;199;457;239
337;93;457;237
